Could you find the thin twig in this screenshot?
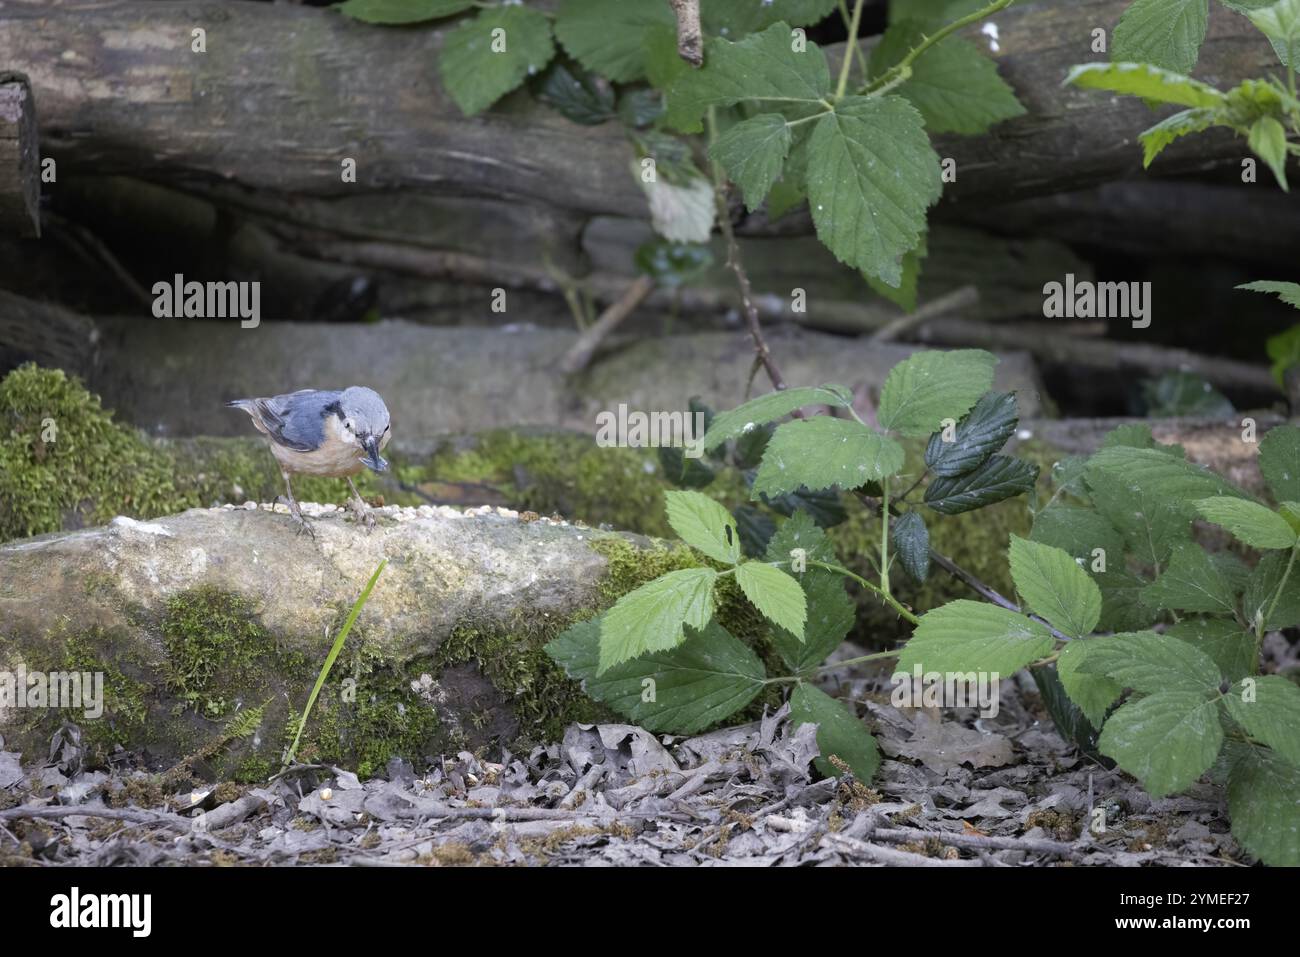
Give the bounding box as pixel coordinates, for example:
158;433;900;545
668;0;704;66
559;274;656;374
870;285;979;343
871;826;1082;860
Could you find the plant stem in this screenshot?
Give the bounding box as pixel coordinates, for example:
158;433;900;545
836;0;866;100
863;0;1014;95
813;648;900;674
803;558;920;625
880;476;892;598
1258;541;1298;658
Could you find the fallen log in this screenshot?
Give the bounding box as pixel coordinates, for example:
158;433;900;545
0;0;1281;225
0;71;39;237
0;504;664;776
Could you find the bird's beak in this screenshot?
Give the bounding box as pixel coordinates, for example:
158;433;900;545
361;434;388;473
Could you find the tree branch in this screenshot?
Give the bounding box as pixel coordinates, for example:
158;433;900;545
669;0;704;67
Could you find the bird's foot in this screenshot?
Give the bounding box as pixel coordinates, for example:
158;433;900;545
347;495;376;532
277;495;316;539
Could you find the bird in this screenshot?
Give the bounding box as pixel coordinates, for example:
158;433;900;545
225;386;392;536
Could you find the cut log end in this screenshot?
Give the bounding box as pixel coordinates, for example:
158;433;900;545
0;72;39;238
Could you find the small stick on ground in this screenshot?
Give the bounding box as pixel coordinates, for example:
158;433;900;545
559;274;655;374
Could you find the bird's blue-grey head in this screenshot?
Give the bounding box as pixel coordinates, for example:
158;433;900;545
336;386;391;473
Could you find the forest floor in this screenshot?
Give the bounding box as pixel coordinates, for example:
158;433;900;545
3;639;1271;868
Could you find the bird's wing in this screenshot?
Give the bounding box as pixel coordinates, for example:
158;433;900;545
254;389;339;452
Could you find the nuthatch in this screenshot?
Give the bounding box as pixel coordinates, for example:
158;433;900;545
225;386;392;535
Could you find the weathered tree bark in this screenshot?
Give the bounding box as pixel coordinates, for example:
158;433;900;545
0;505;652;772
0;71;39;237
0;0;1281;223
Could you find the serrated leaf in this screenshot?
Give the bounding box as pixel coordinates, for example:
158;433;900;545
598;568;717;672
1167;619;1257;683
337;0;474;24
703;385;852;451
1241;279;1300;310
439;6;555;115
555;0;675;83
666;21;832;133
1225;741;1300;865
868;20;1025;135
1224;675;1300;766
735;560;808;638
665;490;740;564
895;600;1054;676
789;685;880;782
733;505;777;558
1112;0;1210;74
925;392;1018;478
766;515;853;671
1076;631;1223;694
1096;569;1158;631
759;484;849;527
1195;496;1297;549
1009;535;1102;638
806;95;942;286
866;231;927;312
1030;503;1125;569
1056;640;1123;728
878;349;997;438
765;509;836;565
546;617;765;733
658;444;716;489
702;0;839;34
1065;61;1223;108
1139;107;1220;166
753;417;905;498
1098;691;1223;797
891;511;930;584
1260;425;1300;502
1031;663;1104;755
1244;0;1300;69
1248;115;1290;190
924;454;1038;515
533;60;616;125
1144;541;1237;614
708;113;792;212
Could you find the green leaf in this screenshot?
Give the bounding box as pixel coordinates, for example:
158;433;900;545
735;561;808;638
1244;549;1300;629
753;417;905;498
639;168;716;244
1112;0;1210;74
702;384;852;451
1241;279;1300;309
1140;372;1234;417
891;511;930;584
664;490;740;564
1098;691;1223;797
554;0;675;83
1009;535;1102;638
923;454;1038;515
924;392;1018;478
805;95;943;286
1139;107;1220;166
1056;640;1123;728
1167;619;1257;683
1064;61;1223;108
877;349;997;438
1248;115;1290;190
733;505;777;558
658;445;716;488
533;60;616;125
708;113;793;212
1224;675;1300;766
666;21;832;133
865;232;927;312
789;685;880;782
1260;424;1300;501
1096;569;1159;631
868;20;1025;135
644;21;691;91
439;6;556;115
1267;325;1300;388
702;0;839;34
546;618;765;733
1030;503;1125;569
1225;742;1300;866
337;0;474;24
1195;496;1297;549
888;0;989;24
1076;631;1223;694
1144;541;1238;614
895;600;1054;676
1244;0;1300;69
1031;664;1103;756
765;512;854;671
598;567;717;672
